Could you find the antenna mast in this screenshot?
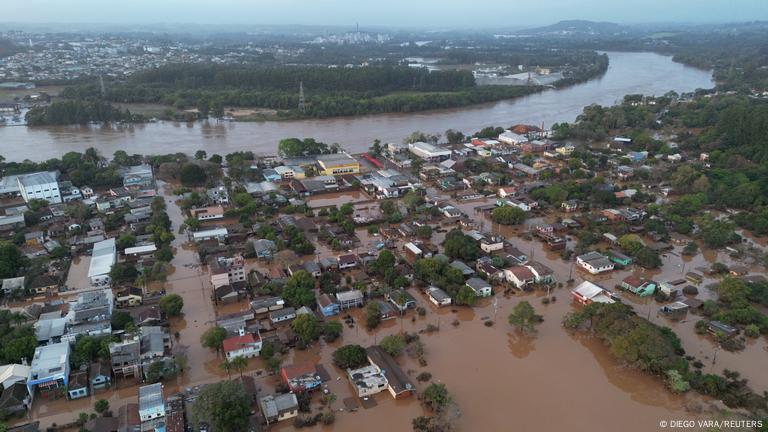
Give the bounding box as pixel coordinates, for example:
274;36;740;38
298;81;306;113
99;75;106;98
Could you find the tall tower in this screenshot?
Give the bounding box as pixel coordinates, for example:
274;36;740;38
99;75;106;98
298;81;306;113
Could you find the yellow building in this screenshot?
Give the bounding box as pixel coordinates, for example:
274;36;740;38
316;153;360;176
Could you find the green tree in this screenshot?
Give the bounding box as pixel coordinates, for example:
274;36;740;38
2;335;38;365
454;285;477;306
116;233;136;250
365;301;381;329
94;399;109;414
110;310;134;331
323;320;343;342
422;383;451;412
443;229;480;261
155;245;173;262
195;150;208;160
445;129;465;144
508;301;540;334
0;241;25;279
219;358;234;380
71;335;110;368
291;314;321;344
109;262;138;284
618;234;644;256
634;247;662;269
372;250;396;276
491;206;526;225
380;334;406;357
278;137;331;158
201;326;228;354
665;370;691;393
159;294;184;317
416;225;433;240
230;355;249;379
180;163;207;186
191;381;250;432
332;345;368;369
283;270;316;307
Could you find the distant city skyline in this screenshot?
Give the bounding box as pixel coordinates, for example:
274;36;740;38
1;0;767;28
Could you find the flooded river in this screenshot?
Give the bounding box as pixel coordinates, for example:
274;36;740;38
0;52;713;162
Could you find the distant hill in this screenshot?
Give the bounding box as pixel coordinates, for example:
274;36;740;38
518;20;628;37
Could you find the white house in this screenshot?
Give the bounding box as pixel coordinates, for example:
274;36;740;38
504;266;536;289
269;307;296;324
497;131;528;146
497;187;517;198
88;238;116;286
426;287;452;306
466;278;492;297
191;228;228;242
571;281;616;305
27;342;70;397
479;234;504;253
17;172;61;204
407;142;452;161
347;365;388;397
274;165;305;179
223;333;262;360
577;251;615;275
1;276;25;295
138;383;165;423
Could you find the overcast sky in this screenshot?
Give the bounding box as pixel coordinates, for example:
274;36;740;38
2;0;767;27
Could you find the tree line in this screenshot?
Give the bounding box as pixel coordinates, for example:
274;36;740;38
25;99;145;126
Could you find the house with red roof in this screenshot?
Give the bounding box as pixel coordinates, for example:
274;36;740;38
223;333;262;360
280;363;322;393
504;265;536;290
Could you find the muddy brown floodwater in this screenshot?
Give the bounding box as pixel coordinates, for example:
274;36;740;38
20;192;765;431
21;182;237;429
0;52;714;162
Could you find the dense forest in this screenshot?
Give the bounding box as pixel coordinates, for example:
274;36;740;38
49;64;547;120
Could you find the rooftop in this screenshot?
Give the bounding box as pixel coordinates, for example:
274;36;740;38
260;393;298;419
366;345;413;395
222;333;259;352
29;342;70;379
138;382;164;413
17;171;59;188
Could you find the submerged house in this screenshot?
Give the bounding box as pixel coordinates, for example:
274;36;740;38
571;281;616;305
619;276;656;297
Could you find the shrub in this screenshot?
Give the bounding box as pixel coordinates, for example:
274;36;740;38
380;334;406;357
665;370;690;393
744;324;760;338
